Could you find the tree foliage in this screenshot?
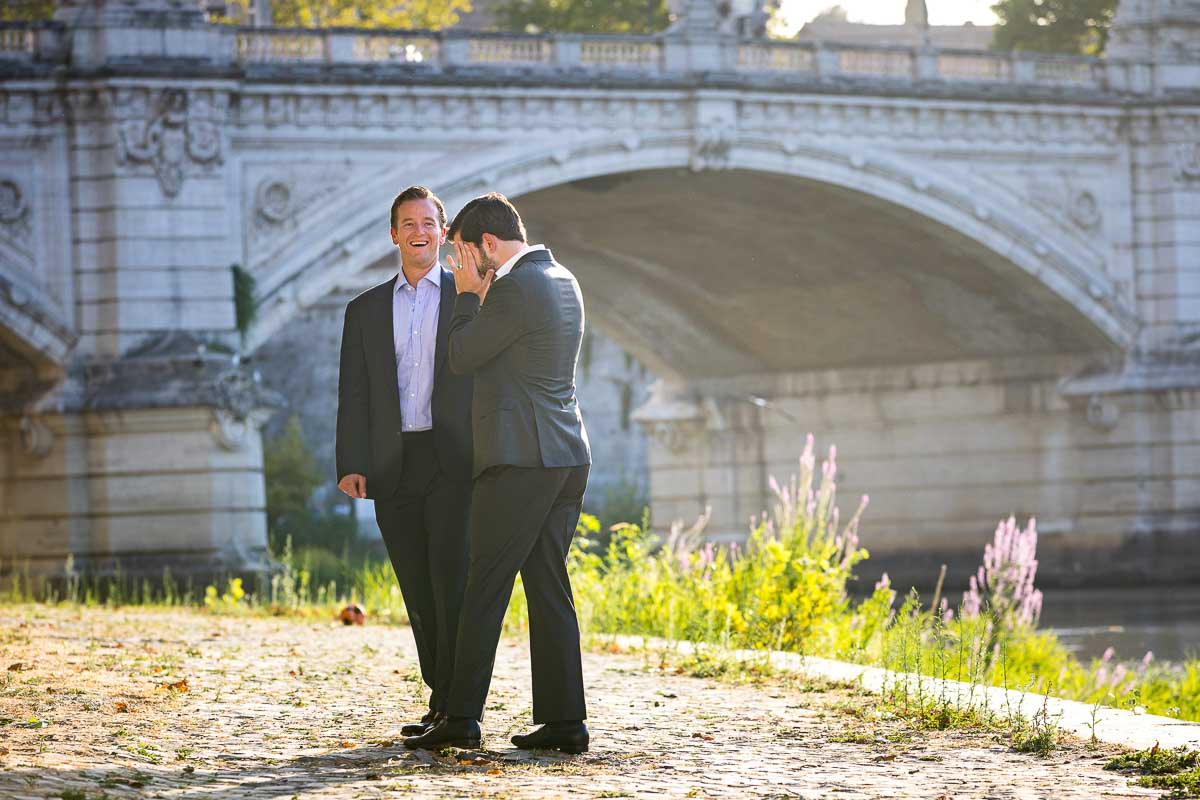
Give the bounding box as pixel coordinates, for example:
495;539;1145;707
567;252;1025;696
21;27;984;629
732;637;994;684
264;416;323;553
220;0;471;29
990;0;1117;56
494;0;672;35
0;0;55;22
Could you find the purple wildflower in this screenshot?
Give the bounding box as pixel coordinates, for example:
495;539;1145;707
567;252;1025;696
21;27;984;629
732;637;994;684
960;515;1043;629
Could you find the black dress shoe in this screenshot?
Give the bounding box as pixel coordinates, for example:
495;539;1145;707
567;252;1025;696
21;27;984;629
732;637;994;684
404;716;481;750
400;710;441;737
510;721;589;754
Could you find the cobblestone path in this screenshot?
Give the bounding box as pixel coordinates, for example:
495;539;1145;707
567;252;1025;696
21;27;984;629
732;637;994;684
1;607;1159;799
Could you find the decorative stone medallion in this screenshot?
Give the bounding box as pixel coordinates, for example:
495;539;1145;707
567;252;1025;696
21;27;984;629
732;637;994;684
116;89;223;198
255;179;292;224
0;178;26;223
1175;142;1200;183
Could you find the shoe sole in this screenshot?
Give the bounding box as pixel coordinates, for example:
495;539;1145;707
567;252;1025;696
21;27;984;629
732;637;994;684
405;739;481;750
512;743;589;754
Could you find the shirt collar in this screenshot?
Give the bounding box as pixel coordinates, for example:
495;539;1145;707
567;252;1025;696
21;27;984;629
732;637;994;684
494;244;546;281
395;265;442;292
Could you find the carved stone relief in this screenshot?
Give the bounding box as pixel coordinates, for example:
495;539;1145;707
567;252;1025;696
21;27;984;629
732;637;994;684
243;161;359;265
115;89;223;198
691;126;734;171
1174;142;1200;183
0;175;31;255
1010;168;1107;233
691;100;737;172
210;367;273;451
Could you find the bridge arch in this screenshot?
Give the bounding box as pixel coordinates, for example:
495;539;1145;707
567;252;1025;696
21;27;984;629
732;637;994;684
244;134;1138;375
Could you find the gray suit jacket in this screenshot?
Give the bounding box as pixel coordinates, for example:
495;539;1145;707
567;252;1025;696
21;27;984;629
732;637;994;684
448;248;591;477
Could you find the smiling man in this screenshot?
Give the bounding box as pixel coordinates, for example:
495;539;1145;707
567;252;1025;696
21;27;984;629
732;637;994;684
335;185;474;737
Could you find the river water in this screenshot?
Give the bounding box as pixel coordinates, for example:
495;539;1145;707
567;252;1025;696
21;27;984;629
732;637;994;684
1041;585;1200;664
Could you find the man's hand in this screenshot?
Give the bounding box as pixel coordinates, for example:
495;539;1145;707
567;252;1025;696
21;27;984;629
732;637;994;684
447;241;495;304
338;473;366;499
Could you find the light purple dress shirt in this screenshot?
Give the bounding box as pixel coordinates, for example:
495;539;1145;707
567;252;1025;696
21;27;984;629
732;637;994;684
393;267;441;432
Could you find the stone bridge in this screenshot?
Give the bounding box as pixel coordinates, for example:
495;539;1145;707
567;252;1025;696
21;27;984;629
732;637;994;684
1;0;1198;587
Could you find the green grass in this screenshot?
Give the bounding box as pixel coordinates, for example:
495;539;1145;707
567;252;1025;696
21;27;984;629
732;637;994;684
1108;746;1200;774
1107;746;1200;799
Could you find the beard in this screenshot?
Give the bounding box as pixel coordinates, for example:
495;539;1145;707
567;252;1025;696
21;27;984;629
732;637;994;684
477;249;498;277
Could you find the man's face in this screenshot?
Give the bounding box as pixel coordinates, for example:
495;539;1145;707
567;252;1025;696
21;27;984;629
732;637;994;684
452;235;498;276
391;198;446;270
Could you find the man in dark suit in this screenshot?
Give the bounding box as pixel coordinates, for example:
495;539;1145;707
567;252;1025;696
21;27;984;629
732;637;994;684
404;193;592;754
335;185;473;737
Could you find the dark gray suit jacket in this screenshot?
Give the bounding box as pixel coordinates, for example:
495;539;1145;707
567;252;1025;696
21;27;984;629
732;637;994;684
447;248;591;477
335;269;474;498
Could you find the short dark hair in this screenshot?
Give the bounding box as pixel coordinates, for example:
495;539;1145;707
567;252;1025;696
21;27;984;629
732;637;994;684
390;185;446;230
447;193;527;245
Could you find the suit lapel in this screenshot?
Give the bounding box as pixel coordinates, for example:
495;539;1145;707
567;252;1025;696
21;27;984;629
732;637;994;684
435;267;454;378
378;276;402;420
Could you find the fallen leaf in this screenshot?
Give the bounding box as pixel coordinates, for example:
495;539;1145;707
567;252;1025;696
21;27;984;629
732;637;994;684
114;702;130;713
604;642;621;654
873;754;896;762
458;755;492;766
158;678;189;693
691;733;714;741
341;741;356;748
0;747;9;756
487;768;502;775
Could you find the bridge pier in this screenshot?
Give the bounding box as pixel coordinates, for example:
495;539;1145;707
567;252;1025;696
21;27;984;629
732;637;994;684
0;0;275;586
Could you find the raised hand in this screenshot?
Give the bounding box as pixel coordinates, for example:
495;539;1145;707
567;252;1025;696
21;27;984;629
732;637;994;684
447;241;496;303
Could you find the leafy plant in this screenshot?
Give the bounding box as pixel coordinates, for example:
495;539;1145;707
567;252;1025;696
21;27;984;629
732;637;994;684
1107;745;1200;799
230;264;257;340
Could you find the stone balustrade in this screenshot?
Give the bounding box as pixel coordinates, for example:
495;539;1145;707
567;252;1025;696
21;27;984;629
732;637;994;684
0;21;63;64
0;20;1129;93
228;27;1114;90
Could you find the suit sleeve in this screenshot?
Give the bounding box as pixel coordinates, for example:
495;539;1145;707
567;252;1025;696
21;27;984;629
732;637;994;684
335;302;370;481
448;278;527;375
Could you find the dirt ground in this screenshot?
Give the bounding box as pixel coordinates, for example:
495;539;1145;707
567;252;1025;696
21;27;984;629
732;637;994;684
0;606;1158;799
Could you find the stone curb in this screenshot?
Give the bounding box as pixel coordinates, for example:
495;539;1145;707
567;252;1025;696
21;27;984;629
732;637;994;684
610;634;1200;752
